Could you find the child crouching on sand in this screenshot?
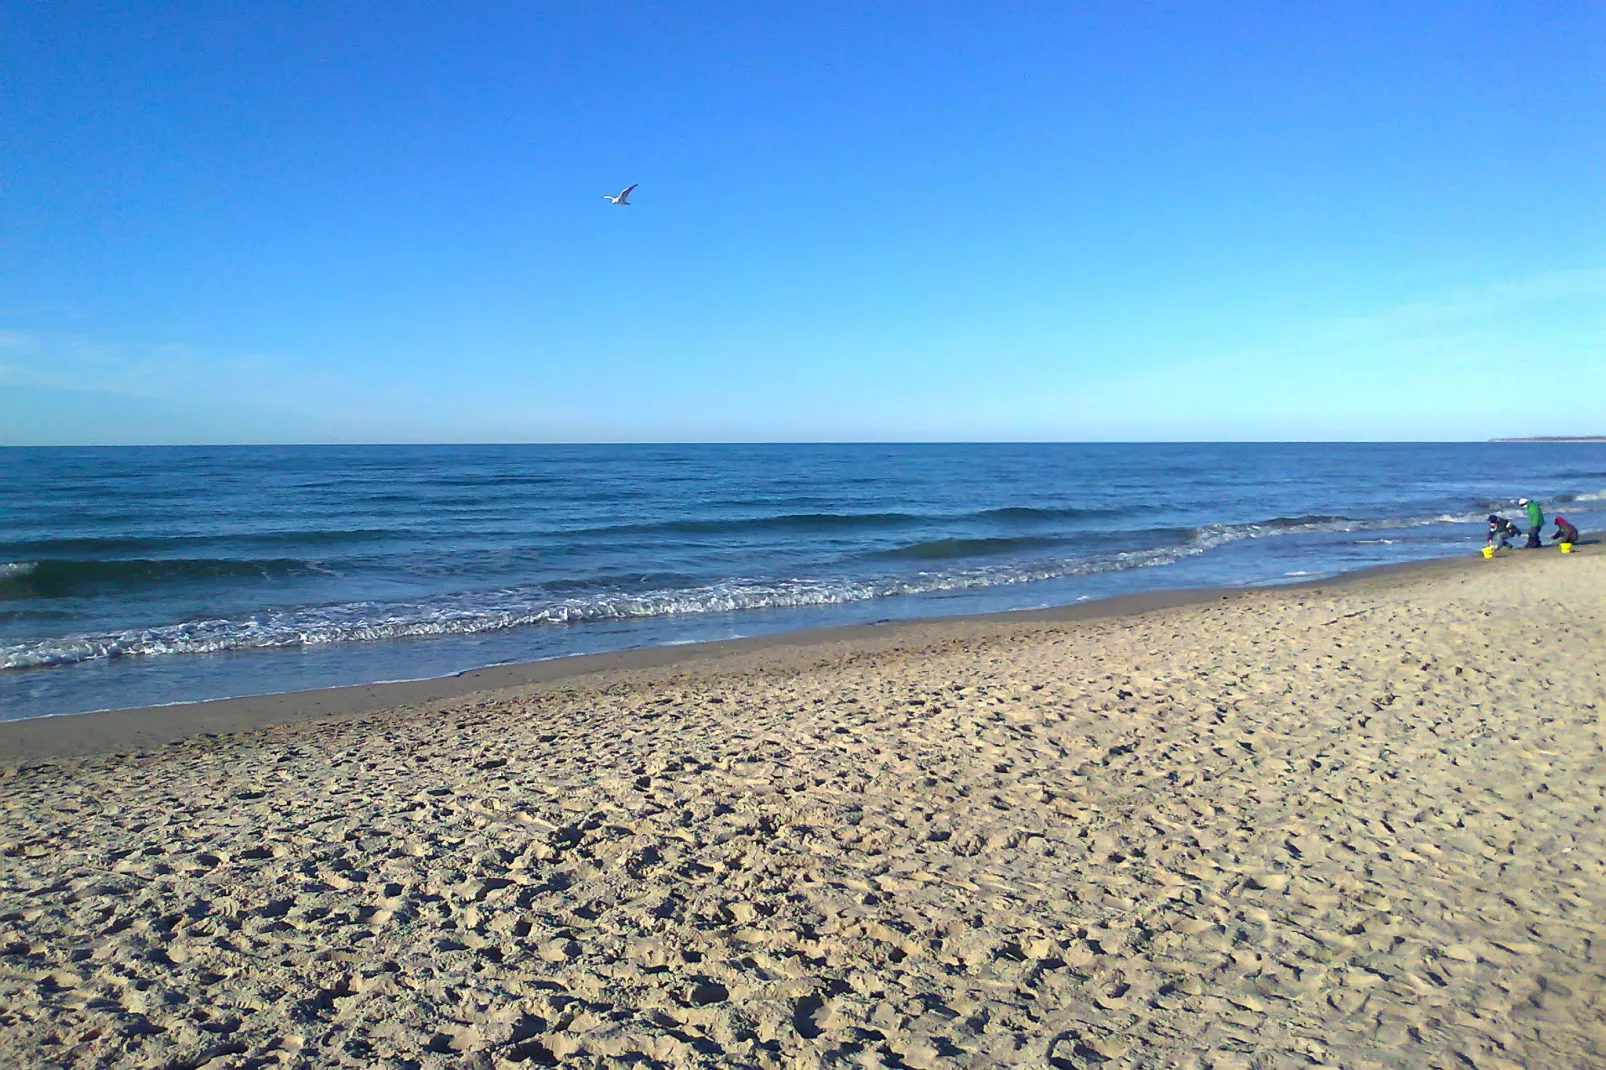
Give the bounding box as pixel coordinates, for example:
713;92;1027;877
1487;515;1520;549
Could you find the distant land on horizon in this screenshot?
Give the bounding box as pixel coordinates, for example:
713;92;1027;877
1490;436;1606;443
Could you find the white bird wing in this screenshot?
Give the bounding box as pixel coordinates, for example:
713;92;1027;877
617;183;638;202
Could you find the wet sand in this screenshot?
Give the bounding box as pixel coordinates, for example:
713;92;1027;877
0;559;1475;764
2;546;1602;1068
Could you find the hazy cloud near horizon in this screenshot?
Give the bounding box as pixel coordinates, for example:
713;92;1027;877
4;267;1601;445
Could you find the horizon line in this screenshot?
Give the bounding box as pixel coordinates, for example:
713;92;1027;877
5;438;1603;449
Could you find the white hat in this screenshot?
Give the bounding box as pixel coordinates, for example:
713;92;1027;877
1518;498;1528;505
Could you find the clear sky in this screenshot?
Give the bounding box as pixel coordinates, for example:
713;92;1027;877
2;2;1602;444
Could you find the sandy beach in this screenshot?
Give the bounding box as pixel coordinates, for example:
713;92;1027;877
2;547;1602;1070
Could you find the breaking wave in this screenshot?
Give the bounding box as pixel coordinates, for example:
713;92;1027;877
0;558;320;600
971;506;1121;521
571;512;927;538
0;530;390;556
571;506;1122;540
876;536;1071;560
1188;511;1487;550
3;501;1584;672
1;546;1192;670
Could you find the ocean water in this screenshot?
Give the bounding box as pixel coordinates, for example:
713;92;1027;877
2;443;1602;722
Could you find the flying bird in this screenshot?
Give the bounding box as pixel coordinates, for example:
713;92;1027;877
602;183;638;205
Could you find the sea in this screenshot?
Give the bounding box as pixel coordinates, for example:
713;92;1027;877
2;443;1602;722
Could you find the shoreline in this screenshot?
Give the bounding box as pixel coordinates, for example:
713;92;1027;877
0;549;1493;763
3;535;1601;1068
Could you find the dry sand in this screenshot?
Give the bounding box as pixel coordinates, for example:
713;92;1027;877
2;548;1603;1069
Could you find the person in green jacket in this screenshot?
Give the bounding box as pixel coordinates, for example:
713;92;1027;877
1519;497;1544;548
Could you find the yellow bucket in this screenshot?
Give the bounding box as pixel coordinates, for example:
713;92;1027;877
1481;545;1495;559
1560;542;1573;554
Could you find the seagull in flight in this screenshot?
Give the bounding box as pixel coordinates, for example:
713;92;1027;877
602;183;638;205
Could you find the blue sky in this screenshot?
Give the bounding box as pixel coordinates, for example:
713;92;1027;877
2;2;1602;444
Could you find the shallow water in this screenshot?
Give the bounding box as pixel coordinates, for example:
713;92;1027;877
2;442;1601;720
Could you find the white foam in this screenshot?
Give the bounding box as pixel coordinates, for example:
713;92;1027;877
1189;511;1486;551
0;546;1198;670
0;505;1518;672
